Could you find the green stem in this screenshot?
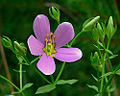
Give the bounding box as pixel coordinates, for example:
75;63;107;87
70;30;83;47
107;54;113;71
0;75;20;91
100;63;120;95
55;62;66;84
20;64;22;90
35;67;51;84
100;58;105;92
30;56;40;65
51;75;54;83
22;56;51;84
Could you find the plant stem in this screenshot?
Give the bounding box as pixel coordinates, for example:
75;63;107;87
20;64;22;90
70;30;83;47
100;58;105;93
0;36;14;92
0;75;20;91
51;75;54;83
34;67;51;84
55;62;66;84
100;63;120;95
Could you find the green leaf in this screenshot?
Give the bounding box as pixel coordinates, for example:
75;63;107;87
101;72;113;78
87;84;98;92
11;91;21;95
56;79;78;85
109;54;118;59
12;69;26;73
97;41;104;48
35;84;56;94
105;49;113;55
115;69;120;76
22;83;33;91
91;74;98;82
110;85;116;92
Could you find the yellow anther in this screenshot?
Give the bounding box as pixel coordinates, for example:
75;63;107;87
45;38;48;42
53;35;55;39
50;33;53;36
46;34;49;37
50;54;55;57
49;39;52;43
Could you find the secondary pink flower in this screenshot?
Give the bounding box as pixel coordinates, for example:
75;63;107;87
28;14;82;75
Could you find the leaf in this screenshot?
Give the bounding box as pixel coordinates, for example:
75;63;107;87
109;55;118;59
91;74;98;82
97;41;104;48
56;79;78;85
87;84;98;92
35;84;56;94
105;49;113;55
110;85;116;92
101;72;113;78
115;69;120;76
11;91;21;95
22;83;33;91
12;69;26;73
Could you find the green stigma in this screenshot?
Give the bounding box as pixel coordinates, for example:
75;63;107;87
43;33;56;57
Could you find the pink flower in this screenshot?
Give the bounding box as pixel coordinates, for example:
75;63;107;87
27;14;82;75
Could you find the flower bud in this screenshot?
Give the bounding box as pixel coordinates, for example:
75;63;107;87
92;27;99;41
49;6;60;23
106;16;117;39
1;36;12;49
83;16;100;31
14;41;27;56
90;52;102;72
97;23;105;42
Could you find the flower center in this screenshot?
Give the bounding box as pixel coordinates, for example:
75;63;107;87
43;33;56;57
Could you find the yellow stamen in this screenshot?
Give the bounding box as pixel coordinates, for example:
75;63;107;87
46;34;49;38
49;39;52;43
53;35;55;39
50;33;53;36
45;38;48;42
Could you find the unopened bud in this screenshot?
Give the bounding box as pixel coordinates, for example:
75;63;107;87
14;41;27;56
106;16;117;39
49;6;60;23
83;16;100;31
1;36;12;49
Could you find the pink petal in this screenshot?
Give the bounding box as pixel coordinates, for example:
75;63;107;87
54;22;74;48
33;14;50;44
55;48;82;62
27;35;44;56
37;53;56;75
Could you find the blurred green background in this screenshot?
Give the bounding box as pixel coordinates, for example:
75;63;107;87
0;0;120;96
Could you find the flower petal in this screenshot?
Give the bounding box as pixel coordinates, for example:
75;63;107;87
37;53;56;75
54;22;74;48
33;14;50;44
27;35;44;56
55;48;82;62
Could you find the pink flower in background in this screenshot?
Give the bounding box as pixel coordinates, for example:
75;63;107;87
27;14;82;75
